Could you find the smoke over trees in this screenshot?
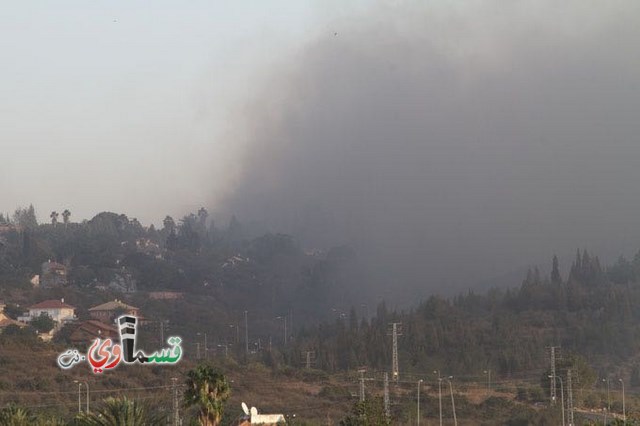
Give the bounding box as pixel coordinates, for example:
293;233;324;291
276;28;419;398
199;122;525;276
217;2;640;301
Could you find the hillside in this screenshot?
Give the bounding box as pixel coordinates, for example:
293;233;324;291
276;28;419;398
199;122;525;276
2;210;640;422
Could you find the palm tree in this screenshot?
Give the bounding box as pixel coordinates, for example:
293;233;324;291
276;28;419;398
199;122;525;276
0;405;65;426
184;364;230;426
62;209;71;226
74;396;166;426
50;211;59;226
0;404;35;425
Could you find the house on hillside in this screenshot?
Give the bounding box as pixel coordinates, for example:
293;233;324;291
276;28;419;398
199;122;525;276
18;299;76;325
0;312;26;332
69;320;119;346
88;299;139;323
41;260;68;287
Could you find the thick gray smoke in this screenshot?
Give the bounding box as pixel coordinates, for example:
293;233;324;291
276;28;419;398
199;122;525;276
220;2;640;303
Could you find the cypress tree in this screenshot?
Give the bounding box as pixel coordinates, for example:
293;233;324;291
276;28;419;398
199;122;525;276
551;255;562;284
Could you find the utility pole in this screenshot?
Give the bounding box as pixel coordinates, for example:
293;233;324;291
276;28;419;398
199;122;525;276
196;342;200;360
358;369;366;402
276;316;288;346
218;344;228;358
383;372;390;423
448;377;458;426
567;369;574;426
434;372;443;426
244;311;249;356
388;322;402;382
302;351;315;369
417;379;423;426
76;382;81;413
171;377;180;426
619;378;626;425
602;378;611;412
549;346;558;405
289;309;293;341
483;370;491;394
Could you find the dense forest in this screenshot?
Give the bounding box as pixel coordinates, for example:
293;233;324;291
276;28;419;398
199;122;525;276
4;207;640;377
290;249;640;377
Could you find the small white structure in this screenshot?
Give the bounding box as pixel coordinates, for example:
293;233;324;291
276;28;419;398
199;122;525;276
240;403;286;425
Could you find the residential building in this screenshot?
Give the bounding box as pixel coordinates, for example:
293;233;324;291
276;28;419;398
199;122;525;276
88;299;139;323
69;320;119;346
0;312;26;332
19;299;76;324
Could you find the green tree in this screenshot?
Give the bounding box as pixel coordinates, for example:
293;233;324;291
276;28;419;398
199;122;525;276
74;396;166;425
197;207;208;228
12;205;38;229
162;216;176;233
551;255;562;284
31;312;55;333
183;364;230;426
340;397;389;426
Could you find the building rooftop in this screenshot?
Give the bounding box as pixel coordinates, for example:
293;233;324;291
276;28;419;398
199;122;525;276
77;319;118;333
29;299;75;310
88;299;138;312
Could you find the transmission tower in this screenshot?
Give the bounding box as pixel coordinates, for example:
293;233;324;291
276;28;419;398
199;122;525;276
567;369;574;426
383;372;390;421
388;322;402;382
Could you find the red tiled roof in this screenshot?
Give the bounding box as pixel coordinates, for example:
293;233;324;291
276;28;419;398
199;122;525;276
29;299;75;310
70;320;119;344
80;320;118;333
88;300;137;311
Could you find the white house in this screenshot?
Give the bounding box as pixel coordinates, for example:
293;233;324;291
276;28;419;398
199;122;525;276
19;299;76;324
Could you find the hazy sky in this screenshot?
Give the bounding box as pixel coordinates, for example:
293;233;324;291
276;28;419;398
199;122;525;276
1;0;349;222
3;1;640;298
